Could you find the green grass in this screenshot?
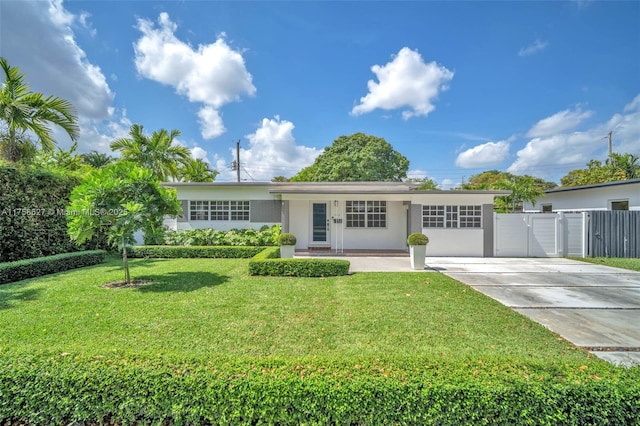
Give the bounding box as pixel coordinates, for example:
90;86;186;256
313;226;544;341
1;257;605;366
573;257;640;271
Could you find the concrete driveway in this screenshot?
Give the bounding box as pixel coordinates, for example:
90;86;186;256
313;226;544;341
425;257;640;367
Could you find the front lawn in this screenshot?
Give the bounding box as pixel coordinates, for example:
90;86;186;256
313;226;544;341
1;257;637;424
573;256;640;272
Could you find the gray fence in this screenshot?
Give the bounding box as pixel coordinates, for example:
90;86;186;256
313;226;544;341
589;211;640;258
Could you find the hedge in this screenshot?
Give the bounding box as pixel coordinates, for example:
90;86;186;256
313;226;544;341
0;250;107;284
0;165;81;262
0;355;638;425
128;245;268;259
249;254;350;277
162;226;280;247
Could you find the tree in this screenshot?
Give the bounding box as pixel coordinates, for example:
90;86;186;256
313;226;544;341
67;162;181;285
0;57;79;162
463;170;555;212
560;153;639;187
290;133;409;182
81;151;113;168
110;124;191;182
408;177;439;190
494;175;545;212
177;158;218;182
271;175;290;182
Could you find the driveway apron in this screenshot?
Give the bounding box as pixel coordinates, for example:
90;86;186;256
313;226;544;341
425;257;640;367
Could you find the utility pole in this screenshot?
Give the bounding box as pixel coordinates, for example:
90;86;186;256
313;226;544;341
231;139;241;182
606;131;613;164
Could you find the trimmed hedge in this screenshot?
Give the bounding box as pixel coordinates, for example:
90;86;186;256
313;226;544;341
162;225;280;247
0;355;638;425
128;245;268;259
0;250;107;284
249;255;350;277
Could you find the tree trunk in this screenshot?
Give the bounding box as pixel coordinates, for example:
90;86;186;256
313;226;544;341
122;237;130;285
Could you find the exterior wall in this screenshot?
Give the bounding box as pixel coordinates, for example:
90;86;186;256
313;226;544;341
421;229;485;256
288;200;310;249
524;182;640;212
340;201;407;250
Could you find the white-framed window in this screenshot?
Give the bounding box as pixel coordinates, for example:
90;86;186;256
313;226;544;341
189;201;251;221
423;205;482;228
346;200;386;228
230;201;250;220
190;201;209;221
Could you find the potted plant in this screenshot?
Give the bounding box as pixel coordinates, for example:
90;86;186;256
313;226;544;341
407;232;429;270
278;232;297;258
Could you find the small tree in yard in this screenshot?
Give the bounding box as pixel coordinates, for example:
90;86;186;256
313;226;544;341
67;162;180;284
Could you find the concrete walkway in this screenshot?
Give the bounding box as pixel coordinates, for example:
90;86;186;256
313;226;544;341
297;255;640;366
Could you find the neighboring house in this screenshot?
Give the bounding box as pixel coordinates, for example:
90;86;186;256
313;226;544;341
163;182;509;256
523;179;640;212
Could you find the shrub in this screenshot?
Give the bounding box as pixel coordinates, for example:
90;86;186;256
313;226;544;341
278;232;297;246
128;245;267;259
249;257;350;277
407;232;429;245
0;355;638;425
162;225;280;247
0;250;107;284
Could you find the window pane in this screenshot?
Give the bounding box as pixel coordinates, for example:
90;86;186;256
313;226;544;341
190;201;209;221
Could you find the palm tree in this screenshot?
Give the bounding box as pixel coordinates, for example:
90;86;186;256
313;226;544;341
178;158;218;182
80;151;113;168
496;175;545;212
0;57;79;162
609;153;640;180
110;124;191;182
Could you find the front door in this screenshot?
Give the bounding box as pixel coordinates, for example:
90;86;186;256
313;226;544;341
312;202;329;244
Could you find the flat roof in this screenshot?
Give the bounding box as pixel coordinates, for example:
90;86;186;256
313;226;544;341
545;178;640;194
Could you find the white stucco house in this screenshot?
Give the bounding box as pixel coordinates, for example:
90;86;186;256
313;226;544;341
523;179;640;212
162;182;509;257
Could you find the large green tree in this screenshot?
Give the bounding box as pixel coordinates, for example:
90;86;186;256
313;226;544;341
110;124;191;182
560;153;640;187
0;57;79;162
67;162;181;284
291;133;409;182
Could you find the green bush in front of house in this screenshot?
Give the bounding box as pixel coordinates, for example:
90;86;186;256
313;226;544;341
0;250;107;284
162;225;280;247
128;245;267;259
249;255;350;277
407;232;429;246
1;354;638;425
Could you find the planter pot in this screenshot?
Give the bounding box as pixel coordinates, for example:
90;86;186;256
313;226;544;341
280;245;296;259
409;245;427;270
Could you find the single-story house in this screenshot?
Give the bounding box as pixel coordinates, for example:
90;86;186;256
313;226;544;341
523;179;640;212
163;182;510;257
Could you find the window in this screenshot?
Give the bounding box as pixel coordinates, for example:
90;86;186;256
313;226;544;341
346;201;386;228
422;205;444;228
190;201;209;221
459;205;482;228
423;205;482;228
210;201;230;221
611;200;629;211
542;204;553;213
230;201;250;220
189;200;251;221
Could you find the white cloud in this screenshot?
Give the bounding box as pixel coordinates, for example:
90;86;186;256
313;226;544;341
191;146;209;162
0;0;129;155
508;94;640;176
440;178;456;190
134;12;256;140
217;116;321;181
406;169;428;180
0;0;114;122
455;140;510;168
518;39;549;57
526;107;593;138
351;47;453;120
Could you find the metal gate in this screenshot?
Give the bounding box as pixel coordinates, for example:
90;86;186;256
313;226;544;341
589;211;640;258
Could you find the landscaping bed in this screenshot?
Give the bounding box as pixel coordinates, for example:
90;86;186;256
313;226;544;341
0;257;637;424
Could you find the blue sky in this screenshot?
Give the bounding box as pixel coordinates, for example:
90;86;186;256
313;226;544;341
1;0;639;186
